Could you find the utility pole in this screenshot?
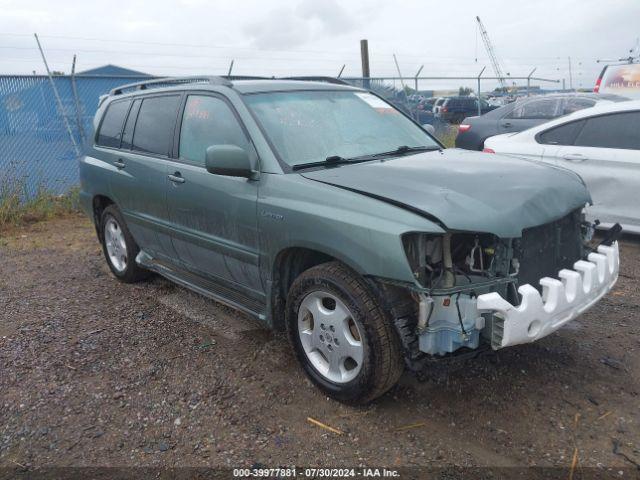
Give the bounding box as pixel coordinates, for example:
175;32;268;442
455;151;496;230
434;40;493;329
34;33;80;156
360;39;370;89
567;56;573;90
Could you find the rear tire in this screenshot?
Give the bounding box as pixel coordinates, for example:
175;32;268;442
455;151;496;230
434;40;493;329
286;261;404;404
99;205;150;283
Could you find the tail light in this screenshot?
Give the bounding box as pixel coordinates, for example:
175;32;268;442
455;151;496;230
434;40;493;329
483;148;495;153
458;124;471;132
441;106;448;112
594;77;602;93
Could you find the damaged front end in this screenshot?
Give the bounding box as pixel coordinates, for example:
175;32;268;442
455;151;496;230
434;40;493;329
383;209;620;365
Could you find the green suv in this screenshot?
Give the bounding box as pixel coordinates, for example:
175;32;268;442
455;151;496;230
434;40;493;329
79;77;620;404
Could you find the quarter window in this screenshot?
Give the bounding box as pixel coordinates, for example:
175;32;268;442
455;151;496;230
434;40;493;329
179;95;250;165
573;112;640;150
131;95;181;156
96;100;130;148
538;120;586;145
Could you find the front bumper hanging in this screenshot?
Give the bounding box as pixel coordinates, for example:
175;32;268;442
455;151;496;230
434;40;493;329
477;242;620;349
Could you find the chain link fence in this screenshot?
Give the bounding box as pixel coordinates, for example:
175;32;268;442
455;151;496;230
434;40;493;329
0;74;149;198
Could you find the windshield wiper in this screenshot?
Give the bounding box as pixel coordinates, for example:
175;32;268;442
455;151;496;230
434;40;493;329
367;145;441;158
291;145;440;171
291;155;360;171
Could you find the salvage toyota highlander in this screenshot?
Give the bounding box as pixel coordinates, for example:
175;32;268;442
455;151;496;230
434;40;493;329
79;76;620;404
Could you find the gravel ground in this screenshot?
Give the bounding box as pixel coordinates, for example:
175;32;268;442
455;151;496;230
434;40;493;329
1;215;639;474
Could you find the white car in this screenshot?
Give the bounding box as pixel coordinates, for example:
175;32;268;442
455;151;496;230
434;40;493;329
484;100;640;233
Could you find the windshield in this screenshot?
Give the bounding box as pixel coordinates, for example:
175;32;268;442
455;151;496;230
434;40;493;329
244;90;439;168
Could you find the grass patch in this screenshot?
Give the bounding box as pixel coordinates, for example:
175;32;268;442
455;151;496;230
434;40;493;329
437;124;459;148
0;181;81;231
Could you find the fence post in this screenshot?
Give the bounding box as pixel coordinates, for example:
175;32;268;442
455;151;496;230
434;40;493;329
70;54;85;144
477;66;486;116
414;66;424;121
526;68;536;97
414;65;423;93
34;33;81;157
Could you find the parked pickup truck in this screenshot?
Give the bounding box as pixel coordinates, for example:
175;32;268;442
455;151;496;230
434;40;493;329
79;76;620;404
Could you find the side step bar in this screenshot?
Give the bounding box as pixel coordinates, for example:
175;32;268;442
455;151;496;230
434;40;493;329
136;251;266;321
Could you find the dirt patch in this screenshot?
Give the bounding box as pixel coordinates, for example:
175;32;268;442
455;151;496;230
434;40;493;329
1;217;639;472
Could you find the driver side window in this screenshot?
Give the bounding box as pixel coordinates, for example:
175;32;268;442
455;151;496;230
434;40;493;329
179;95;250;165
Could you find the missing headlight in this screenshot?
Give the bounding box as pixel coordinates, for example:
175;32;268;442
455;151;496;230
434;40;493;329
403;231;507;290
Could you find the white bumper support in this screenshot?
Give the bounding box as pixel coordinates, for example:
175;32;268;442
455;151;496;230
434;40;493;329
476;242;620;349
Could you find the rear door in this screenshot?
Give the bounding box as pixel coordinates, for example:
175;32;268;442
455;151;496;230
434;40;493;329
165;93;263;298
554;111;640;229
109;94;182;262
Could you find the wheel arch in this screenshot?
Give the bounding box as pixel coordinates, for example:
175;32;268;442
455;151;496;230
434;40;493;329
92;194;115;240
270;246;366;331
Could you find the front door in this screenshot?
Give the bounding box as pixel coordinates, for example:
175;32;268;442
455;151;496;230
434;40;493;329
165;94;263;299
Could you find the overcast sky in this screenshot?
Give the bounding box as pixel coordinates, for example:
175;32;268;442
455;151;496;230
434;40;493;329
1;0;638;90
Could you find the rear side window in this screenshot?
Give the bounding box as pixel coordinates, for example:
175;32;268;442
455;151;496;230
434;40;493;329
120;99;141;150
131;95;181;156
507;98;560;119
573;111;640;150
96;100;130;148
538;120;586;145
178;95;250;165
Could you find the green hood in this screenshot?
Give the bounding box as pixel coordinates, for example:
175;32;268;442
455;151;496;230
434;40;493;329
301;149;591;238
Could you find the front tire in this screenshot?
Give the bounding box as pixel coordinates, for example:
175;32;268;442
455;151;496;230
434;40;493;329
286;262;404;404
100;205;149;283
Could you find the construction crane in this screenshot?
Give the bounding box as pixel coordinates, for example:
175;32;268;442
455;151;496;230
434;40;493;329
476;16;507;90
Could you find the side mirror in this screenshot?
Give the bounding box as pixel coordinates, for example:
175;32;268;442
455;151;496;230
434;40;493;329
205;145;254;178
422;124;436;135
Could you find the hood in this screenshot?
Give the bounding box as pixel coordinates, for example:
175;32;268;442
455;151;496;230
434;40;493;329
301;149;591;238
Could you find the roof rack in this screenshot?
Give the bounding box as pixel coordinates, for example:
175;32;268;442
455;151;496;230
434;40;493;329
109;76;232;96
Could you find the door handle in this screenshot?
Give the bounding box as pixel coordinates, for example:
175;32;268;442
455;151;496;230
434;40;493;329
501;122;512;128
562;153;587;162
114;159;126;169
168;173;185;184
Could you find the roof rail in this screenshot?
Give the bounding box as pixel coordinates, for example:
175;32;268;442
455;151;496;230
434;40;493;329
280;76;351;86
109;76;232;96
225;75;272;81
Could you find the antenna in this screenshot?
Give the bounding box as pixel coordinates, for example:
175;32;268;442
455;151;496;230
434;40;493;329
475;16;507;90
